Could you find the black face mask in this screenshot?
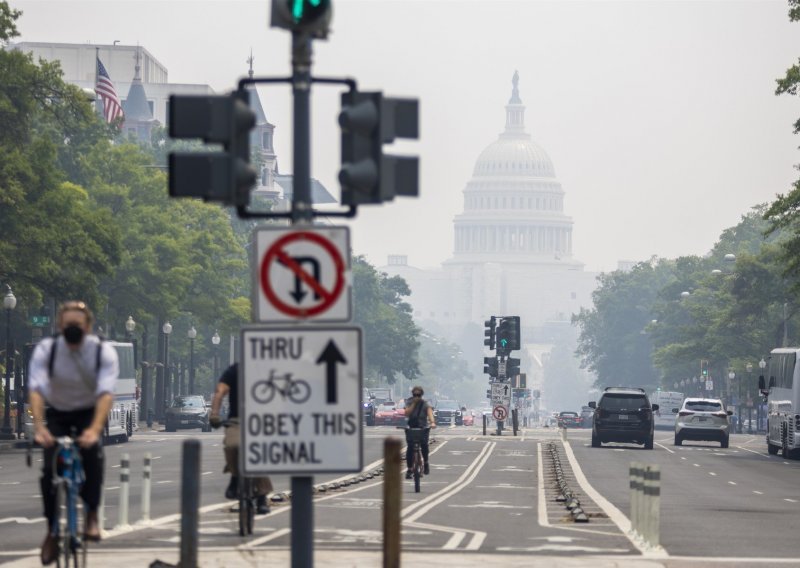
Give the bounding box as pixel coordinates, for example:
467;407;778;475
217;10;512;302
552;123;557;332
63;325;84;345
413;393;422;398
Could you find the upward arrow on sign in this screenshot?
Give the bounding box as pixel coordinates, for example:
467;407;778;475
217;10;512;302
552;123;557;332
500;339;508;348
316;340;347;404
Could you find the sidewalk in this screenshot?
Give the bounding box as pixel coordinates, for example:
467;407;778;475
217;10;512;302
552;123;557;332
2;549;670;567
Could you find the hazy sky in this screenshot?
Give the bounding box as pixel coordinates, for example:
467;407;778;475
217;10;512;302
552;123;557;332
11;0;800;273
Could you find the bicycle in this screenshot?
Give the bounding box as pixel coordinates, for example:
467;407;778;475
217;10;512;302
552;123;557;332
250;370;311;404
399;426;430;493
30;433;88;568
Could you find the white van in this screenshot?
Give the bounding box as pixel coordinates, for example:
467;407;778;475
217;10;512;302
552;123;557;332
650;391;685;430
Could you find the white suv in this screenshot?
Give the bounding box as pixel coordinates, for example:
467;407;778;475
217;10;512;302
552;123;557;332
674;398;732;448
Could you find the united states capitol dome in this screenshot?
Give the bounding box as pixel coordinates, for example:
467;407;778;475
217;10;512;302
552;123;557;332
471;72;556;179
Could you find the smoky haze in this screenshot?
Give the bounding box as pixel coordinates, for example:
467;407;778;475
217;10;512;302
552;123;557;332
11;0;800;272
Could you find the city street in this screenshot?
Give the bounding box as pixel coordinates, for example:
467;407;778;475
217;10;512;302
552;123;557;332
2;425;800;566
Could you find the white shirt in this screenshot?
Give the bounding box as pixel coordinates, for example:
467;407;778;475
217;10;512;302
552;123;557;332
29;335;119;411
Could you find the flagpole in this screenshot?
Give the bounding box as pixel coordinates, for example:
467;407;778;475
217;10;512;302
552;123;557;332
94;46;101;118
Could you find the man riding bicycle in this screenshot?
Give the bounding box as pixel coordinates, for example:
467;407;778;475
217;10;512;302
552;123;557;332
28;301;119;565
404;386;436;479
209;363;272;515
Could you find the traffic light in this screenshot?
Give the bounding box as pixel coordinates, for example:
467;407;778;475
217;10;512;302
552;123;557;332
270;0;332;37
483;316;496;350
506;357;520;378
496;316;521;353
701;359;709;378
168;91;257;207
483;356;498;378
338;90;419;205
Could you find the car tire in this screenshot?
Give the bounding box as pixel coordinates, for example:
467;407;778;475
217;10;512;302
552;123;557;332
674;434;682;446
591;432;601;448
721;435;729;449
644;435;654;450
165;421;176;433
768;440;780;455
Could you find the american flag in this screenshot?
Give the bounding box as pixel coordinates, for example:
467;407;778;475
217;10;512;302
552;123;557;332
95;57;124;123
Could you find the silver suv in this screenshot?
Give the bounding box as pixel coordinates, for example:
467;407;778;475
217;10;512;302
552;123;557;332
674;397;731;448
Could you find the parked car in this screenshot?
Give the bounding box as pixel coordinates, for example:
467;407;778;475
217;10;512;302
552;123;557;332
557;411;581;428
393;399;408;426
674;397;732;448
462;408;475;427
433;400;463;426
589;387;658;449
164;395;210;432
374;401;398;426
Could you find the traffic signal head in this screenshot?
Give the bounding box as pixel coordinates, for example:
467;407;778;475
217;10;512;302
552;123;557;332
168;91;257;207
506;357;521;378
483;316;496;350
339;90;419;205
701;359;709;377
270;0;332;37
483;356;498;378
496;316;521;353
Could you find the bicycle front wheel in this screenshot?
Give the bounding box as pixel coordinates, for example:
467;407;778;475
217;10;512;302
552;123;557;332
414;452;422;493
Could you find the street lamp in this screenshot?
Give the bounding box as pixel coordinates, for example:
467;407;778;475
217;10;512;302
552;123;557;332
162;321;172;415
125;315;136;339
211;331;221;380
758;358;767;432
680;291;691;299
1;286;17;440
188;325;197;395
746;362;754;434
728;370;736;430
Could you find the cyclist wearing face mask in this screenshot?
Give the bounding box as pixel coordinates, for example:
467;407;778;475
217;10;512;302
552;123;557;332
404;386;436;479
28;301;119;565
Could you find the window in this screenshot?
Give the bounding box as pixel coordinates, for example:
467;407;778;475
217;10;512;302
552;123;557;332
599;394;648;411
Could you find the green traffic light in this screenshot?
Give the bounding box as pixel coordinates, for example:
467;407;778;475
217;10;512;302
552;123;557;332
292;0;324;22
500;339;508;348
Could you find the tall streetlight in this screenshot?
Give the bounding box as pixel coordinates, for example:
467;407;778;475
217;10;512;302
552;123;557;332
188;325;197;395
212;331;221;380
746;362;754;434
1;286;17;440
162;321;173;416
758;358;767;433
728;370;735;431
124;316;137;430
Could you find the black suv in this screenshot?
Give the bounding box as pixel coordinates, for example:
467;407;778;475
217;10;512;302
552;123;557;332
589;387;658;449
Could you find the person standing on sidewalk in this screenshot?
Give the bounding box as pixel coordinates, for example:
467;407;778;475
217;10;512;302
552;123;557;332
209;363;272;514
28;301;119;565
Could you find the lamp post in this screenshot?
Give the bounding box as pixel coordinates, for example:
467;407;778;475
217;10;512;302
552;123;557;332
162;321;172;415
188;325;196;395
1;286;17;440
746;362;754;434
728;370;736;432
758;358;767;433
212;331;221;380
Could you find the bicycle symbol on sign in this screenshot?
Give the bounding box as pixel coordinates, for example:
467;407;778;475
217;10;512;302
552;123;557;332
251;370;312;404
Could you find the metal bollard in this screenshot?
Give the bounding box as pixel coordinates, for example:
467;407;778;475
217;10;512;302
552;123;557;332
512;409;519;436
560;426;567;442
383;438;402;568
180;440;201;568
629;462;642;537
118;453;130;527
644;464;661;547
482;414;487;436
141;452;152;523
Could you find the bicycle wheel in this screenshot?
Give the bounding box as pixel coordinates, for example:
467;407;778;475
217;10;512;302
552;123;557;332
413;450;422;493
288;380;311;404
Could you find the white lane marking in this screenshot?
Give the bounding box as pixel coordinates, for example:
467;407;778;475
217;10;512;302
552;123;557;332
753;491;764;495
728;481;737;485
202;471;213;476
562;440;667;558
654;442;674;454
693;463;700;467
156;480;172;484
240;527;291;547
735;446;770;459
785;498;798;503
106;486;120;491
709;472;717;476
681;457;687;460
151;456;162;460
111;464;120;468
0;481;21;485
0;516;45;525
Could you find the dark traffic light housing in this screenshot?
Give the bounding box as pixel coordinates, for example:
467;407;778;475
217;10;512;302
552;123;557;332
270;0;332;37
483;317;496;350
483;356;498;378
339;90;419;205
168;91;257;207
506;357;521;379
496;316;521;354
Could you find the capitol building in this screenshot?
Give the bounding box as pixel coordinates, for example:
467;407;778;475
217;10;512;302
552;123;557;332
381;73;597;374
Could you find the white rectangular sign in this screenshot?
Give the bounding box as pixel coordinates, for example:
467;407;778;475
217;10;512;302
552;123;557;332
253;227;351;323
491;382;511;408
240;326;363;475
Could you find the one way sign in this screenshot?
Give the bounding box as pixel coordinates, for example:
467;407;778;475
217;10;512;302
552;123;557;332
254;227;352;323
240;326;363;475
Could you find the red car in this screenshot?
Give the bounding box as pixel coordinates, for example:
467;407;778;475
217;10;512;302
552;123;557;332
462;410;475;427
374;402;398;426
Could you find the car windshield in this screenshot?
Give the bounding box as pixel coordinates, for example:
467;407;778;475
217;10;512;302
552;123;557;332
172;397;204;408
600;394;648;411
685;401;722;412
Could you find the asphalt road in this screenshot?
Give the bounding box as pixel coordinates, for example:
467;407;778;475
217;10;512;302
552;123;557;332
2;424;800;566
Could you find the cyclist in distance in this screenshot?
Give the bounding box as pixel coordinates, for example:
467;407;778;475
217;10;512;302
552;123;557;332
209;363;272;514
28;301;119;565
404;386;436;479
